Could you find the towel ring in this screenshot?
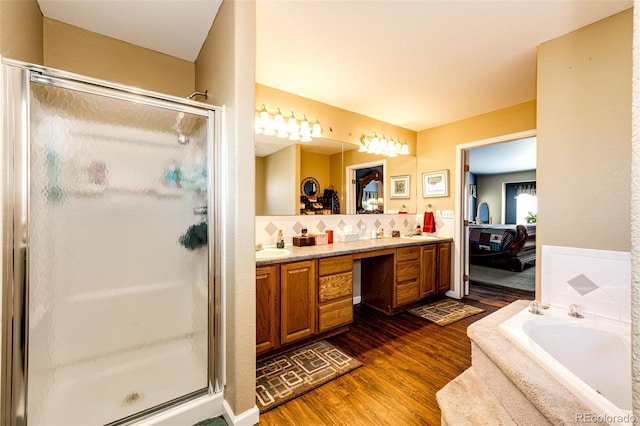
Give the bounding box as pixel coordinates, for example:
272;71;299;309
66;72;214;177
426;204;433;212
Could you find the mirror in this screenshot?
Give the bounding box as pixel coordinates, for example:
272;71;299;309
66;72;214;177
255;133;418;216
477;202;491;224
301;177;320;197
356;167;383;214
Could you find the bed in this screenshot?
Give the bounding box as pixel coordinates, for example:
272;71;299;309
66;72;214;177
468;224;536;272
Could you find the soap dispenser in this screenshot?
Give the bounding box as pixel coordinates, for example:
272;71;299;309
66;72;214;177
276;230;285;249
415;222;422;235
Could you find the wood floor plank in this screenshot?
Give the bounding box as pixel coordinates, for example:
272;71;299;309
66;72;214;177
257;285;533;425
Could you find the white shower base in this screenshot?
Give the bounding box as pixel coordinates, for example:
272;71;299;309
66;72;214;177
29;334;209;426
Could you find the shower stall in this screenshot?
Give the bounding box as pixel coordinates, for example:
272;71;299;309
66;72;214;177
0;59;222;425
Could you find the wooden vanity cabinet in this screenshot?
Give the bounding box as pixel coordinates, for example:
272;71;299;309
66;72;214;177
280;260;317;345
256;265;280;354
318;255;354;332
257;256;354;355
420;242;452;298
437;242;452;293
394;247;420;307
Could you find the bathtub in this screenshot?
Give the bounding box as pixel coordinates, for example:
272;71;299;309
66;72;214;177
499;305;632;426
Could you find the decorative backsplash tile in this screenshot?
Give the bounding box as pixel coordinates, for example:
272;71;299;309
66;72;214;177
541;245;631;322
567;274;599;296
255;213;454;248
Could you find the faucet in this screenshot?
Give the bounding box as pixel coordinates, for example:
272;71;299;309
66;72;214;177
528;301;543;315
568;304;584;318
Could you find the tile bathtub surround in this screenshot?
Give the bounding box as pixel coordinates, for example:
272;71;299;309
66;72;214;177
255;214;454;248
541;245;631;323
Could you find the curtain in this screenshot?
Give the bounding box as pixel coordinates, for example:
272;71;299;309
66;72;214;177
515;183;536;197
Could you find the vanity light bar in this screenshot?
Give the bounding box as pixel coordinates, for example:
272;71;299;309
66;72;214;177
255;104;322;142
359;133;410;157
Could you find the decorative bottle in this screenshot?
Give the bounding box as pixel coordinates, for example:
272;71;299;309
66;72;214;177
415;223;422;235
276;230;285;249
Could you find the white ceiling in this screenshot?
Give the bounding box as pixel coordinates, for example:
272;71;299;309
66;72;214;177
256;0;631;131
468;137;536;175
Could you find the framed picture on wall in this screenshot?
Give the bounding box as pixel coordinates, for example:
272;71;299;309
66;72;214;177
390;175;410;198
422;170;449;197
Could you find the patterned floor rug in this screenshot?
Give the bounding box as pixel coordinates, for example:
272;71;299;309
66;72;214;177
256;340;362;413
407;298;485;326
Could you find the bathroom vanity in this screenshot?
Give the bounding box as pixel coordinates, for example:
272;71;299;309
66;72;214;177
256;238;452;356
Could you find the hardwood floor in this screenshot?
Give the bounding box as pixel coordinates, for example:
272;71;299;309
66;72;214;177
258;285;533;425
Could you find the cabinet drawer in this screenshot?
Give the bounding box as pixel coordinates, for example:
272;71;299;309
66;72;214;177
319;255;353;276
396;247;420;262
395;281;419;306
318;298;353;332
396;260;420;283
319;272;353;303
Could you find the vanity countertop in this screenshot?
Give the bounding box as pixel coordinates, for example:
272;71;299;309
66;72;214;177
255;236;452;266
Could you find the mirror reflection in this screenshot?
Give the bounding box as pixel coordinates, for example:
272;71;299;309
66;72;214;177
356;167;384;214
255;134;418;216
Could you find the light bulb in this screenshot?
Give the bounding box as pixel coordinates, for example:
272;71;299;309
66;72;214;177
311;120;322;137
400;142;409;155
359;138;368;152
274;108;285;129
259;105;270;128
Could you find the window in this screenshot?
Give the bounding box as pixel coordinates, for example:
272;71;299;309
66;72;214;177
516;193;537;224
505;181;536;224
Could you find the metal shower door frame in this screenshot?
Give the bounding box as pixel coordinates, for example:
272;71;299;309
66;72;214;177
0;58;223;426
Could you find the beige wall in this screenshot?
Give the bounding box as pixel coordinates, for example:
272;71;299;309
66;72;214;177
255;157;265;215
300;150;331;196
195;0;257;417
417;101;537;212
43;18;194;97
0;0;43;64
537;9;631;253
476;170;536;224
263;145;299;215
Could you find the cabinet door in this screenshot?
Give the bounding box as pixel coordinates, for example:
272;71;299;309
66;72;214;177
437;242;452;293
256;265;280;354
281;260;317;345
420;245;437;298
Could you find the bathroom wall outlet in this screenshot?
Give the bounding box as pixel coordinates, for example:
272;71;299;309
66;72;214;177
442;210;454;219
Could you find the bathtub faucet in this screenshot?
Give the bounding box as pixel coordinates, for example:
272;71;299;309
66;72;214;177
568;304;584;319
528;301;543;315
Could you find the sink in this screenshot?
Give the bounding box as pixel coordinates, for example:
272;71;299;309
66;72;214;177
255;248;291;259
401;235;439;241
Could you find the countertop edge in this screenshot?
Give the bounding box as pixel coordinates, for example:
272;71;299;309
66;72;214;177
255;237;452;266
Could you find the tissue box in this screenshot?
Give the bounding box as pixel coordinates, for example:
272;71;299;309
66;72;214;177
312;233;328;245
293;236;315;247
343;233;359;243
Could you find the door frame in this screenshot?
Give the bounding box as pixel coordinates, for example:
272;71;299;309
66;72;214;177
453;129;536;298
345;159;388;214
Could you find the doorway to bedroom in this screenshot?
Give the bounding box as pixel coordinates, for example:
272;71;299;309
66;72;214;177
464;137;537;296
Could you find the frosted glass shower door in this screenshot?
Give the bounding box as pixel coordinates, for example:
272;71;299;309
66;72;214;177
25;79;212;425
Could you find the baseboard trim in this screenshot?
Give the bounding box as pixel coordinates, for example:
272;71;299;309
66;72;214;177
353;296;361;305
222;400;259;426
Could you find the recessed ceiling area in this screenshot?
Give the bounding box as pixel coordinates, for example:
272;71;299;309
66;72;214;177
36;0;631;132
